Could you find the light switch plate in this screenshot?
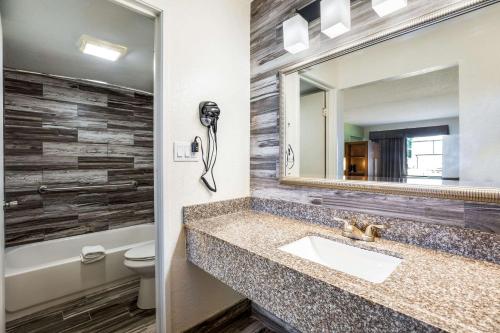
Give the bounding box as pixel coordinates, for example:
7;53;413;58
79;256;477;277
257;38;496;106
174;141;199;162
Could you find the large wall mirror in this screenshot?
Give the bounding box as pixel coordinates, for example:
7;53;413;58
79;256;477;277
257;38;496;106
280;3;500;203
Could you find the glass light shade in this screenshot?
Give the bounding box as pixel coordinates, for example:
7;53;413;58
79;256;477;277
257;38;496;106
372;0;407;17
283;14;309;54
321;0;351;39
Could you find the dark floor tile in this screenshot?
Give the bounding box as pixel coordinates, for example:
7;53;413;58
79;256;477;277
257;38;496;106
217;316;275;333
7;312;91;333
6;279;155;333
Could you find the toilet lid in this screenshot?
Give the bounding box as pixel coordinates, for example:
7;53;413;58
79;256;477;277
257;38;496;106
125;241;155;261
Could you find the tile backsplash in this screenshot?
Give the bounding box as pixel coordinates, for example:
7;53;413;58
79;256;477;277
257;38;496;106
184;197;499;263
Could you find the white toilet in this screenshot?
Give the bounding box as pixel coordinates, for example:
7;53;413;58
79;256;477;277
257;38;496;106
124;241;156;309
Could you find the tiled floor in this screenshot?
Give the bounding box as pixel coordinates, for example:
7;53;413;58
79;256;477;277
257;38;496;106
214;315;276;333
184;299;285;333
130;323;157;333
6;278;156;333
183;299;296;333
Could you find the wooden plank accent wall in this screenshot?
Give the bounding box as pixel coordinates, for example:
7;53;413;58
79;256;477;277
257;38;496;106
250;0;500;235
3;69;154;247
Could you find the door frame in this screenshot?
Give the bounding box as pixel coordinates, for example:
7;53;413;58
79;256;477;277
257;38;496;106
110;2;166;332
0;1;165;332
0;12;5;333
299;74;338;178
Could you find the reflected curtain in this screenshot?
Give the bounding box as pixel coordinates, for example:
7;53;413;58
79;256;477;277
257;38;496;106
369;125;449;179
378;137;407;179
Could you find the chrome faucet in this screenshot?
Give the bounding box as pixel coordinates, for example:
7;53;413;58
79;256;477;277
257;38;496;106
335;218;385;242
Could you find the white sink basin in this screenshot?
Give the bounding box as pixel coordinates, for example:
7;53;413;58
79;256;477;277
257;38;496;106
279;236;402;283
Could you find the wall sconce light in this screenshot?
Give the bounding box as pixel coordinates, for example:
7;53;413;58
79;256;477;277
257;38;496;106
283;14;309;54
321;0;351;39
372;0;407;17
282;0;406;53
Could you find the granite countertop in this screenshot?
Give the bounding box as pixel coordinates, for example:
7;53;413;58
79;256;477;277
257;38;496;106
185;210;500;333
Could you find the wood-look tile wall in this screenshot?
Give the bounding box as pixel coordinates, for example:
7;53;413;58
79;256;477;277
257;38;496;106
250;0;500;235
4;69;154;247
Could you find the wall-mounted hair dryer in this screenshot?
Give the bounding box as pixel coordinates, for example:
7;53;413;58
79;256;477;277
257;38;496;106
195;101;220;192
199;101;220;132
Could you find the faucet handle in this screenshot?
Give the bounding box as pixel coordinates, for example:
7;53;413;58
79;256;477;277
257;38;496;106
333;217;350;229
335;218;354;232
364;224;385;237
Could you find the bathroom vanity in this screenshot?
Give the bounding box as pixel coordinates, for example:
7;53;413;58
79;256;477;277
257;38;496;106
184;198;499;332
184;2;500;331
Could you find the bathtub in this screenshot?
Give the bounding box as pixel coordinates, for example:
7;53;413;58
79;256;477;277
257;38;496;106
5;224;155;317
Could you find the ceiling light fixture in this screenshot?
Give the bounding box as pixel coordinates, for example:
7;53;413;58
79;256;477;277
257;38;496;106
283;14;309;54
78;35;127;61
372;0;408;17
283;0;407;53
321;0;351;39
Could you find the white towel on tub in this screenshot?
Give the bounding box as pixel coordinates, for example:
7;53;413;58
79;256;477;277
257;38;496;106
81;245;106;264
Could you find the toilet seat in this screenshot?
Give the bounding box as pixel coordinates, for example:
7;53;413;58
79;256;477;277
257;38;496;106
125;241;155;261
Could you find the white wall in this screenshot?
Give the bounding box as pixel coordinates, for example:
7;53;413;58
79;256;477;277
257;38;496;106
342;66;459;127
443;134;459;179
144;0;250;332
344;93;458;127
305;4;500;185
300;92;325;178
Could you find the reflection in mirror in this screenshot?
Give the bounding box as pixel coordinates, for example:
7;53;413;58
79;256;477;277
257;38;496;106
342;66;459;184
283;4;500;188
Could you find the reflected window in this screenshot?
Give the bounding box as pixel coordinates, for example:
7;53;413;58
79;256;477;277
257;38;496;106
407;136;443;177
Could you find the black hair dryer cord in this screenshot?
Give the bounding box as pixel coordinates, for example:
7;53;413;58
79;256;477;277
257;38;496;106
197;101;220;192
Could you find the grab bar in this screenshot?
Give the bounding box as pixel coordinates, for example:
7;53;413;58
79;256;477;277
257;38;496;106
38;181;138;194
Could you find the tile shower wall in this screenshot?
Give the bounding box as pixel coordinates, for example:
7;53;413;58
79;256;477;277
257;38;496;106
250;0;500;235
3;69;154;247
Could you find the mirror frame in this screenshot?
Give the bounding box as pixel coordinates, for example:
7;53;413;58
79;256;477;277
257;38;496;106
279;0;500;204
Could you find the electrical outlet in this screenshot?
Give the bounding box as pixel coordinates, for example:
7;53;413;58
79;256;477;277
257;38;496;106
174;141;199;162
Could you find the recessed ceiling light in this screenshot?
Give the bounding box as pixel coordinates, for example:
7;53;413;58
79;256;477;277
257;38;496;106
78;35;127;61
